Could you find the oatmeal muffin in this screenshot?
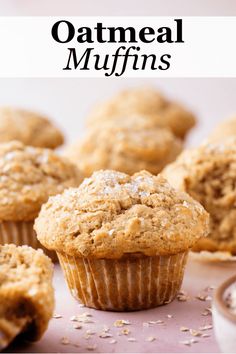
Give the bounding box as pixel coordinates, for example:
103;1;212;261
0;244;54;350
0;141;83;260
208;116;236;143
35;170;209;311
0;107;64;149
86;87;196;139
64;119;183;177
163;139;236;254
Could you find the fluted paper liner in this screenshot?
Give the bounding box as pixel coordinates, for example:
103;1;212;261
0;221;57;262
57;251;188;311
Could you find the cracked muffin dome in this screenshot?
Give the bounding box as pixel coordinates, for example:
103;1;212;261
208;116;236;143
86;87;196;139
0;107;64;149
35;170;209;258
64;119;183;177
0;141;83;221
163;139;236;254
0;244;54;349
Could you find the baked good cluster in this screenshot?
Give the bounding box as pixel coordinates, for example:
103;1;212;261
0;86;235;349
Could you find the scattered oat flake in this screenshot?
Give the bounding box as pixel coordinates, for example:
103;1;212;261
154;320;164;324
146;336;156;342
148;320;164;325
99;332;113;338
70;315;77;321
179;338;198;346
177;294;188;302
202;308;212;316
109;339;117;344
70;314;94;323
82;312;92;317
114;319;131;327
84;334;91;340
196;294;212;301
199;324;213;331
53;313;62;319
179;340;191;346
179;290;187;295
202;333;211;338
204;286;215;291
73;323;82;329
180;326;189;332
167;314;173;318
121;328;130;335
127;337;136;342
86;344;97;351
190;329;202;337
196;294;205;301
61;336;70;345
102;325;110;332
205;295;212;301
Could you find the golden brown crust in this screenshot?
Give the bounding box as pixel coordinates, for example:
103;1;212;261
64;119;183;176
0;107;64;149
0;141;83;221
35;170;209;258
0;244;54;348
163;139;236;255
86;87;196;139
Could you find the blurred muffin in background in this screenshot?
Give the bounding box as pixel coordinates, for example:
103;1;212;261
208;116;236;143
163;138;236;255
0;141;83;260
86;87;196;139
64;117;183;176
0;107;64;149
0;244;54;350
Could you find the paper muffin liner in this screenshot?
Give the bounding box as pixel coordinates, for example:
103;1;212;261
57;251;188;311
0;221;57;262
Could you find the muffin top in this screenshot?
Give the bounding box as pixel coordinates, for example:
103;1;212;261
163;139;236;194
86;87;196;139
35;170;209;258
64;119;183;177
208;116;236;143
0;107;64;149
163;139;236;252
0;244;54;342
0;141;83;221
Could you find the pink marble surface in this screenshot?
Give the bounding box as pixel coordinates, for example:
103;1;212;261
5;257;236;353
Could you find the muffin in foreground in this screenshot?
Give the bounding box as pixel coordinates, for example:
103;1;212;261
64;119;183;177
0;141;82;260
86;87;196;139
0;107;64;149
163;139;236;255
35;170;209;311
0;244;54;350
208;116;236;143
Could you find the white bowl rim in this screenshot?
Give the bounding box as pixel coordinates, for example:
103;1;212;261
214;274;236;324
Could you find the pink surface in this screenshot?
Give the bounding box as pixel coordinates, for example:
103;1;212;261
5;257;236;353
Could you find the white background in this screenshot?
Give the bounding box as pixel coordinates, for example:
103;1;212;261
0;1;235;147
1;17;236;78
